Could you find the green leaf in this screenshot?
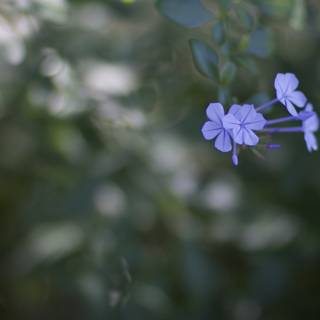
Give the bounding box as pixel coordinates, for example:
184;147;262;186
251;148;265;160
218;86;230;104
221;42;231;56
290;0;306;31
212;22;225;45
156;0;213;28
234;5;255;31
217;0;233;9
220;61;237;85
235;56;258;74
258;0;292;19
247;29;272;58
189;39;219;79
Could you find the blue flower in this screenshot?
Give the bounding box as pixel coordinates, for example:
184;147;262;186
301;103;319;152
201;73;318;165
201;103;232;152
275;73;307;116
222;104;266;146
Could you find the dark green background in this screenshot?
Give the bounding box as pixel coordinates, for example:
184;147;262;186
1;0;320;319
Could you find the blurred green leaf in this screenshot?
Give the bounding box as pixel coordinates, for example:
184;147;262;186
290;0;306;31
212;22;226;45
221;42;231;56
247;28;272;58
189;39;219;79
156;0;214;28
218;86;230;104
219;61;237;85
217;0;233;9
234;5;255;31
235;56;258;74
238;34;250;51
257;0;292;18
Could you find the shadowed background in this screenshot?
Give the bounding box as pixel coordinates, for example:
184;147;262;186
0;0;320;319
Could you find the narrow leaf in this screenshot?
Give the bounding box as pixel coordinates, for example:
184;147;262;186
220;61;237;85
156;0;213;28
212;22;226;45
189;39;219;79
247;29;272;58
234;5;255;31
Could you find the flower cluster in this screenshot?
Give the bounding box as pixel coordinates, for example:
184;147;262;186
201;73;319;165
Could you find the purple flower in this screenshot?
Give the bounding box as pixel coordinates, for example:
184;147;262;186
201;102;232;152
201;73;318;165
301;103;319;152
222;104;266;146
275;73;307;116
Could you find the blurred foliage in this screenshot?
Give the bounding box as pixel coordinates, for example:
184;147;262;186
1;0;320;319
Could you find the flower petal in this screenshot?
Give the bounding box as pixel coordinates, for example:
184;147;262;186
274;73;286;93
233;127;259;146
214;130;232;152
275;74;287;99
305;103;314;112
206;103;224;123
243;128;259;146
201;121;221;140
222;113;240;130
298;111;314;121
303;113;319;132
284;100;298;116
233;127;244;144
275;73;299;98
304;132;318;152
276;88;283;101
228;104;242;118
245;112;266;130
288;91;307;107
285;73;299;92
238;104;256;123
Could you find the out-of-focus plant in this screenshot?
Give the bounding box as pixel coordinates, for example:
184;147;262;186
201;73;319;165
155;0;319;165
1;1;320;320
156;0;276;104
